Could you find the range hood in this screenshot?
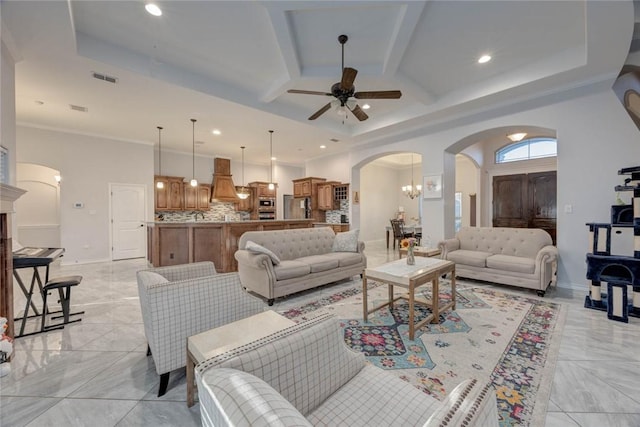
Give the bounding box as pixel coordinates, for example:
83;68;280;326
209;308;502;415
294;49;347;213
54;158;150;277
210;158;240;202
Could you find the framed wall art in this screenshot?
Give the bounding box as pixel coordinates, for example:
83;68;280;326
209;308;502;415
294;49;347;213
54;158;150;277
423;174;442;199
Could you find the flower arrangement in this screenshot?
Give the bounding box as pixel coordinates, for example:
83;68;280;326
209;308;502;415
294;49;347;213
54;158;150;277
0;317;13;377
400;237;418;249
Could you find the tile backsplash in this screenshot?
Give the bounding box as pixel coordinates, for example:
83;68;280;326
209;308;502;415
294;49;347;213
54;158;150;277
325;200;350;223
156;202;250;222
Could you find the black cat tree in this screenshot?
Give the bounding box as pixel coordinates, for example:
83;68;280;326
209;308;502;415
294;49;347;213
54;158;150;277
585;166;640;322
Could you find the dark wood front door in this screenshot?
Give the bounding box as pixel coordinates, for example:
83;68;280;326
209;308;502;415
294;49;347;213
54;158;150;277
493;171;557;243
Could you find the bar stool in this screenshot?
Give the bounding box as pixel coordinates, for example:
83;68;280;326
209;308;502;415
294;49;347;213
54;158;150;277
41;275;84;332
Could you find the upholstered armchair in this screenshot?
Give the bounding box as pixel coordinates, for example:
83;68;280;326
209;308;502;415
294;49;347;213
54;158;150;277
136;261;265;396
196;313;498;426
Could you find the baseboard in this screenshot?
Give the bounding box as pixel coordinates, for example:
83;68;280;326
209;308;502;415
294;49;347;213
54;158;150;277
60;257;111;266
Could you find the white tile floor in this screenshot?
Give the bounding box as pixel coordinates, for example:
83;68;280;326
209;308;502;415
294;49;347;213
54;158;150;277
1;240;639;426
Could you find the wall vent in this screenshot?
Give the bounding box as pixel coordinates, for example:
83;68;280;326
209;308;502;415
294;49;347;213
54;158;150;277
92;72;118;84
70;104;88;113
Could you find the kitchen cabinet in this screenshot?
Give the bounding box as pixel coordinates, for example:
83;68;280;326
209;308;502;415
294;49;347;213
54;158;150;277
183;183;211;211
234;186;254;212
292;177;325;198
317;182;337;210
250;181;277;198
154;175;184;211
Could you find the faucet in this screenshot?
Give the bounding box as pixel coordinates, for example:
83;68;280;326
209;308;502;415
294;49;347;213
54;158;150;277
193;212;205;221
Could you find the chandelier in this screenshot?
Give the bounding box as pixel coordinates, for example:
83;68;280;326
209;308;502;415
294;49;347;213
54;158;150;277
402;154;422;199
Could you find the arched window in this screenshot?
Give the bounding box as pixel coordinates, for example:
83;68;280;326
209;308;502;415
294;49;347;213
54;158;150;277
495;137;557;164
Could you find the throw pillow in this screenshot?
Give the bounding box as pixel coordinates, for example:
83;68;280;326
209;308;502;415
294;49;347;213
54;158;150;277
245;240;281;265
332;229;359;252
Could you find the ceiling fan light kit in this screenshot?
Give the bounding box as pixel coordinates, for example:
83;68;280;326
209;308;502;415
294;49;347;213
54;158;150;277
287;34;402;122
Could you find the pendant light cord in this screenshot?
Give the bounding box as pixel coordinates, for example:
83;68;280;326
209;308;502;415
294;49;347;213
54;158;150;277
241;146;245;186
157;126;163;174
191;119;196;182
269;130;274;184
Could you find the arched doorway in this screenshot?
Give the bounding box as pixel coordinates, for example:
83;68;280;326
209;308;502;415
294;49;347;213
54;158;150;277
14;163;61;248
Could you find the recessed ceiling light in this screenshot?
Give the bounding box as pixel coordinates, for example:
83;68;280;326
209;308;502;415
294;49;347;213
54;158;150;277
362;104;371;110
212;129;221;135
271;156;277;161
478;54;492;64
145;3;162;16
320;145;326;149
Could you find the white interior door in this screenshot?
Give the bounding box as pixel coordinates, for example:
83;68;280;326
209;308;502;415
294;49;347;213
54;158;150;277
111;184;146;260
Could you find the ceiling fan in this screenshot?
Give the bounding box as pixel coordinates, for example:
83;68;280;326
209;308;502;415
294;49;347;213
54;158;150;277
287;34;402;122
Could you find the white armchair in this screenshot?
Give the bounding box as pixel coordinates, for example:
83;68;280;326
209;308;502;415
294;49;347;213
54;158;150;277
196;313;498;426
136;261;265;396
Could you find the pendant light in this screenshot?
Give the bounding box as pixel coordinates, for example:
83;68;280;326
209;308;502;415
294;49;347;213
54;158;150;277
190;118;197;187
268;130;275;190
402;154;422;199
156;126;164;189
237;146;250;199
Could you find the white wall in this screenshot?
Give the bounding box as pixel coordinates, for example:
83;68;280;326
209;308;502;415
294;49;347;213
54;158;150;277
17;126;154;264
305;152;351;183
15;163;61;247
359;162;400;242
1;41;16;187
455;155;478;228
348;88;640;289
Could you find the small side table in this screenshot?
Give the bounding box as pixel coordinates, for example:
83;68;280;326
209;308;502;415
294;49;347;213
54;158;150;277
399;246;441;259
186;310;295;407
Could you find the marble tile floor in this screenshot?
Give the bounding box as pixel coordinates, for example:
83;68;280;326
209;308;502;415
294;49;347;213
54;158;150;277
1;240;639;426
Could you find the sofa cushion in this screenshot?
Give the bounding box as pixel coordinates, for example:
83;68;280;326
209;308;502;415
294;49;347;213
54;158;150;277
332;229;359;252
296;255;340;273
273;260;311;280
246;240;281;265
486;254;535;274
307;365;439;426
322;252;363;267
446;249;492;268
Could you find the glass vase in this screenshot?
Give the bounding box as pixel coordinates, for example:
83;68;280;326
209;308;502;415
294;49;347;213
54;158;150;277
407;247;415;265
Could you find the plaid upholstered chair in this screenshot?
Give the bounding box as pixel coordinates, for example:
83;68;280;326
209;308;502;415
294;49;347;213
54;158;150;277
136;262;265;396
195;313;499;426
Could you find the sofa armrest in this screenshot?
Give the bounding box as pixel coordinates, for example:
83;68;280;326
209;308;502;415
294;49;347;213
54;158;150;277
535;244;558;287
424;379;498;427
137;272;265;375
235;249;274;270
438;238;460;259
196;368;312;427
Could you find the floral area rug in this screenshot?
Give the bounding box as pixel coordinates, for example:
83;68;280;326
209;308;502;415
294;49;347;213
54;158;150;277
279;280;566;427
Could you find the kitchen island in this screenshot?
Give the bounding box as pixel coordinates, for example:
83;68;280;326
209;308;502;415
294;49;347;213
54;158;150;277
147;220;314;272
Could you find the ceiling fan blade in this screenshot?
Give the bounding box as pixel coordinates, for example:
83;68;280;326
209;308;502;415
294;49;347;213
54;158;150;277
349;104;368;121
354;90;402;99
288;89;332;96
308;103;332;120
340;67;358;91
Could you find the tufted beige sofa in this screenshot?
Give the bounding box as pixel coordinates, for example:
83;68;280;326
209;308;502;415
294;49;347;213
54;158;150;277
235;227;366;305
438;227;557;296
196;313;498;427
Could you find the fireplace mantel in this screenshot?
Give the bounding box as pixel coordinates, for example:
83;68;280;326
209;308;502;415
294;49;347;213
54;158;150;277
1;183;27;213
1;183;26;340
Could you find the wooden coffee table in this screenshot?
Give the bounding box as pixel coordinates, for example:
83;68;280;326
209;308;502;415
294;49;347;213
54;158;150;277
186;310;295;407
399;246;441;258
363;257;455;340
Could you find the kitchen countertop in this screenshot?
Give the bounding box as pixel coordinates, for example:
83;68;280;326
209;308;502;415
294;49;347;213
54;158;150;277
148;219;315;224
